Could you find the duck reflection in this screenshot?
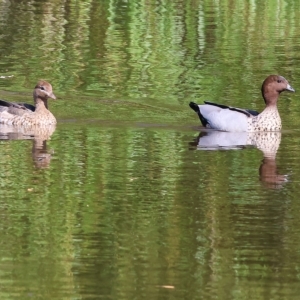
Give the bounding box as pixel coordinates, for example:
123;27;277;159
0;124;56;168
31;138;53;168
190;130;287;189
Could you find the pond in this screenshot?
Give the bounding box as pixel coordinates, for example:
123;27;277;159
0;0;300;299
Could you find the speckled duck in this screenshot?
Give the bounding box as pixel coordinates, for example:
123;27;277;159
189;75;295;132
0;80;56;126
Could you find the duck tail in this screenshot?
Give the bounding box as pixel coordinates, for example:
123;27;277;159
189;101;209;127
189;102;200;113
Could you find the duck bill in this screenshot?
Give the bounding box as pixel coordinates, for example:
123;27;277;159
286;84;295;92
49;92;57;100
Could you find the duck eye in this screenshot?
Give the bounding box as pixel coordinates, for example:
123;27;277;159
277;79;282;83
39;86;45;91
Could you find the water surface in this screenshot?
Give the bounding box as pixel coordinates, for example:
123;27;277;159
0;1;299;299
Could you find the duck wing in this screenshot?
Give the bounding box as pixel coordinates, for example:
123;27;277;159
0;100;35;116
189;101;259;132
17;102;35;112
204;101;259;117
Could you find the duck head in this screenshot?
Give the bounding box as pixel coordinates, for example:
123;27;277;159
33;80;56;101
261;75;295;106
33;80;56;109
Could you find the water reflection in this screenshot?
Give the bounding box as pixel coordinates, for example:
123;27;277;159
31;139;53;168
190;130;287;189
0;124;55;168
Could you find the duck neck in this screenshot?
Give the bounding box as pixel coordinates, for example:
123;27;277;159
261;104;279;117
264;102;278;109
35;97;48;111
263;89;280;108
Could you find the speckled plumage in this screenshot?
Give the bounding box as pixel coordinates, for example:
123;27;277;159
189;75;295;132
250;106;282;132
0;80;56;126
0;123;56;140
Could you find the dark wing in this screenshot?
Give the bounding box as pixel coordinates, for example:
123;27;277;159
204;101;259;117
0;99;35;116
245;109;259;116
17;102;35;112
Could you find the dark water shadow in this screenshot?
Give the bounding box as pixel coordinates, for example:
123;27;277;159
189;130;287;189
0;124;56;168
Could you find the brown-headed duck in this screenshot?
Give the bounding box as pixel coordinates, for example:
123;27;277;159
189;75;295;132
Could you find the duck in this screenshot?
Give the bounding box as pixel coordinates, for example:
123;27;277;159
0;80;56;126
189;75;295;132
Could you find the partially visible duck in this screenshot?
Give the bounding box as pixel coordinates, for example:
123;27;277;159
0;80;56;126
189;75;295;132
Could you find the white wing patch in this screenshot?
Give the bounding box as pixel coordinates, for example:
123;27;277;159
199;104;249;132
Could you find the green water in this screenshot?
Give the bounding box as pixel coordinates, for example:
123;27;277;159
0;0;299;299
